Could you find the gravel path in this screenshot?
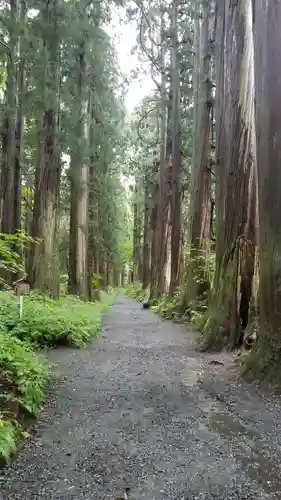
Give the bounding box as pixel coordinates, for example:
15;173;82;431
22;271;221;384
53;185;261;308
1;295;281;500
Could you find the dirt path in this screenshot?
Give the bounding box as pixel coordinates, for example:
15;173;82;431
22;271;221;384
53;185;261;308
1;295;281;500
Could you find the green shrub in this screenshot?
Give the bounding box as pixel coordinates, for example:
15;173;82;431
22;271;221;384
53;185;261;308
0;289;116;465
0;419;18;465
0;330;48;416
125;282;149;302
0;290;116;348
0;289;116;464
0;331;48;464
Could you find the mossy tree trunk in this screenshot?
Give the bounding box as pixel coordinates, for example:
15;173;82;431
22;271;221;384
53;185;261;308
204;0;257;348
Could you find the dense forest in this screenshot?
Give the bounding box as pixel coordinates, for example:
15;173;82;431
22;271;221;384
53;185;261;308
0;0;281;460
0;0;131;299
124;0;281;381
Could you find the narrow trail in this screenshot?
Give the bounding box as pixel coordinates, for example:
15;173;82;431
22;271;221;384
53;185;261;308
2;296;281;500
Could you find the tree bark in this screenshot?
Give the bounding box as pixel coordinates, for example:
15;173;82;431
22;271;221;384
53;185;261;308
14;0;27;239
204;0;257;347
1;0;19;238
68;42;89;299
142;170;151;290
169;0;182;296
0;0;21;284
132;184;142;282
252;0;281;352
149;4;170;300
31;0;61;298
182;0;212;310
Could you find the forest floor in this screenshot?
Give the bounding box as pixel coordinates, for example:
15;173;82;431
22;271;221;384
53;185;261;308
1;295;281;500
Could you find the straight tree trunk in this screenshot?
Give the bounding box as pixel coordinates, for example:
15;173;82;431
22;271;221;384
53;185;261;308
150;163;159;298
204;0;257;347
0;0;21;286
169;0;182;295
142;170;151;290
87;162;95;300
14;0;27;239
251;0;281;355
150;2;171;299
31;0;61;297
132;184;142;282
68;43;89;299
182;0;212;310
1;0;19;237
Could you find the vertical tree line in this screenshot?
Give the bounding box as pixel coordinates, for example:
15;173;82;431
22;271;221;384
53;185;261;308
127;0;281;378
0;0;129;299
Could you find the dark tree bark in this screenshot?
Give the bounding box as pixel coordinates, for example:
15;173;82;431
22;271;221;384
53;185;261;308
252;0;281;353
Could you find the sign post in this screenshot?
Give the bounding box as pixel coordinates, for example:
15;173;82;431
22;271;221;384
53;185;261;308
13;278;30;318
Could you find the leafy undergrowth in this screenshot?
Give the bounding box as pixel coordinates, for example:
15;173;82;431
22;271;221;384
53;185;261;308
0;290;116;465
0;290;116;348
124;282;149;303
0;330;48;465
125;282;205;329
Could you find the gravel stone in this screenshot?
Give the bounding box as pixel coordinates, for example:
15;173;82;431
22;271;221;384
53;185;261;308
1;295;281;499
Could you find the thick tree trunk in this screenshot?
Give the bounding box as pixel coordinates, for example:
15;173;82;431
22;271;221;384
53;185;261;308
142;171;151;290
251;0;281;353
169;0;182;296
87;162;95;301
204;0;257;347
132;184;142;282
150;165;160;298
31;0;60;298
149;5;171;300
1;0;19;240
14;0;27;237
182;1;212;310
68;44;89;299
0;0;21;285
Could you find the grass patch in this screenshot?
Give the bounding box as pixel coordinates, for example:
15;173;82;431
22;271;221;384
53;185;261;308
0;289;116;465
